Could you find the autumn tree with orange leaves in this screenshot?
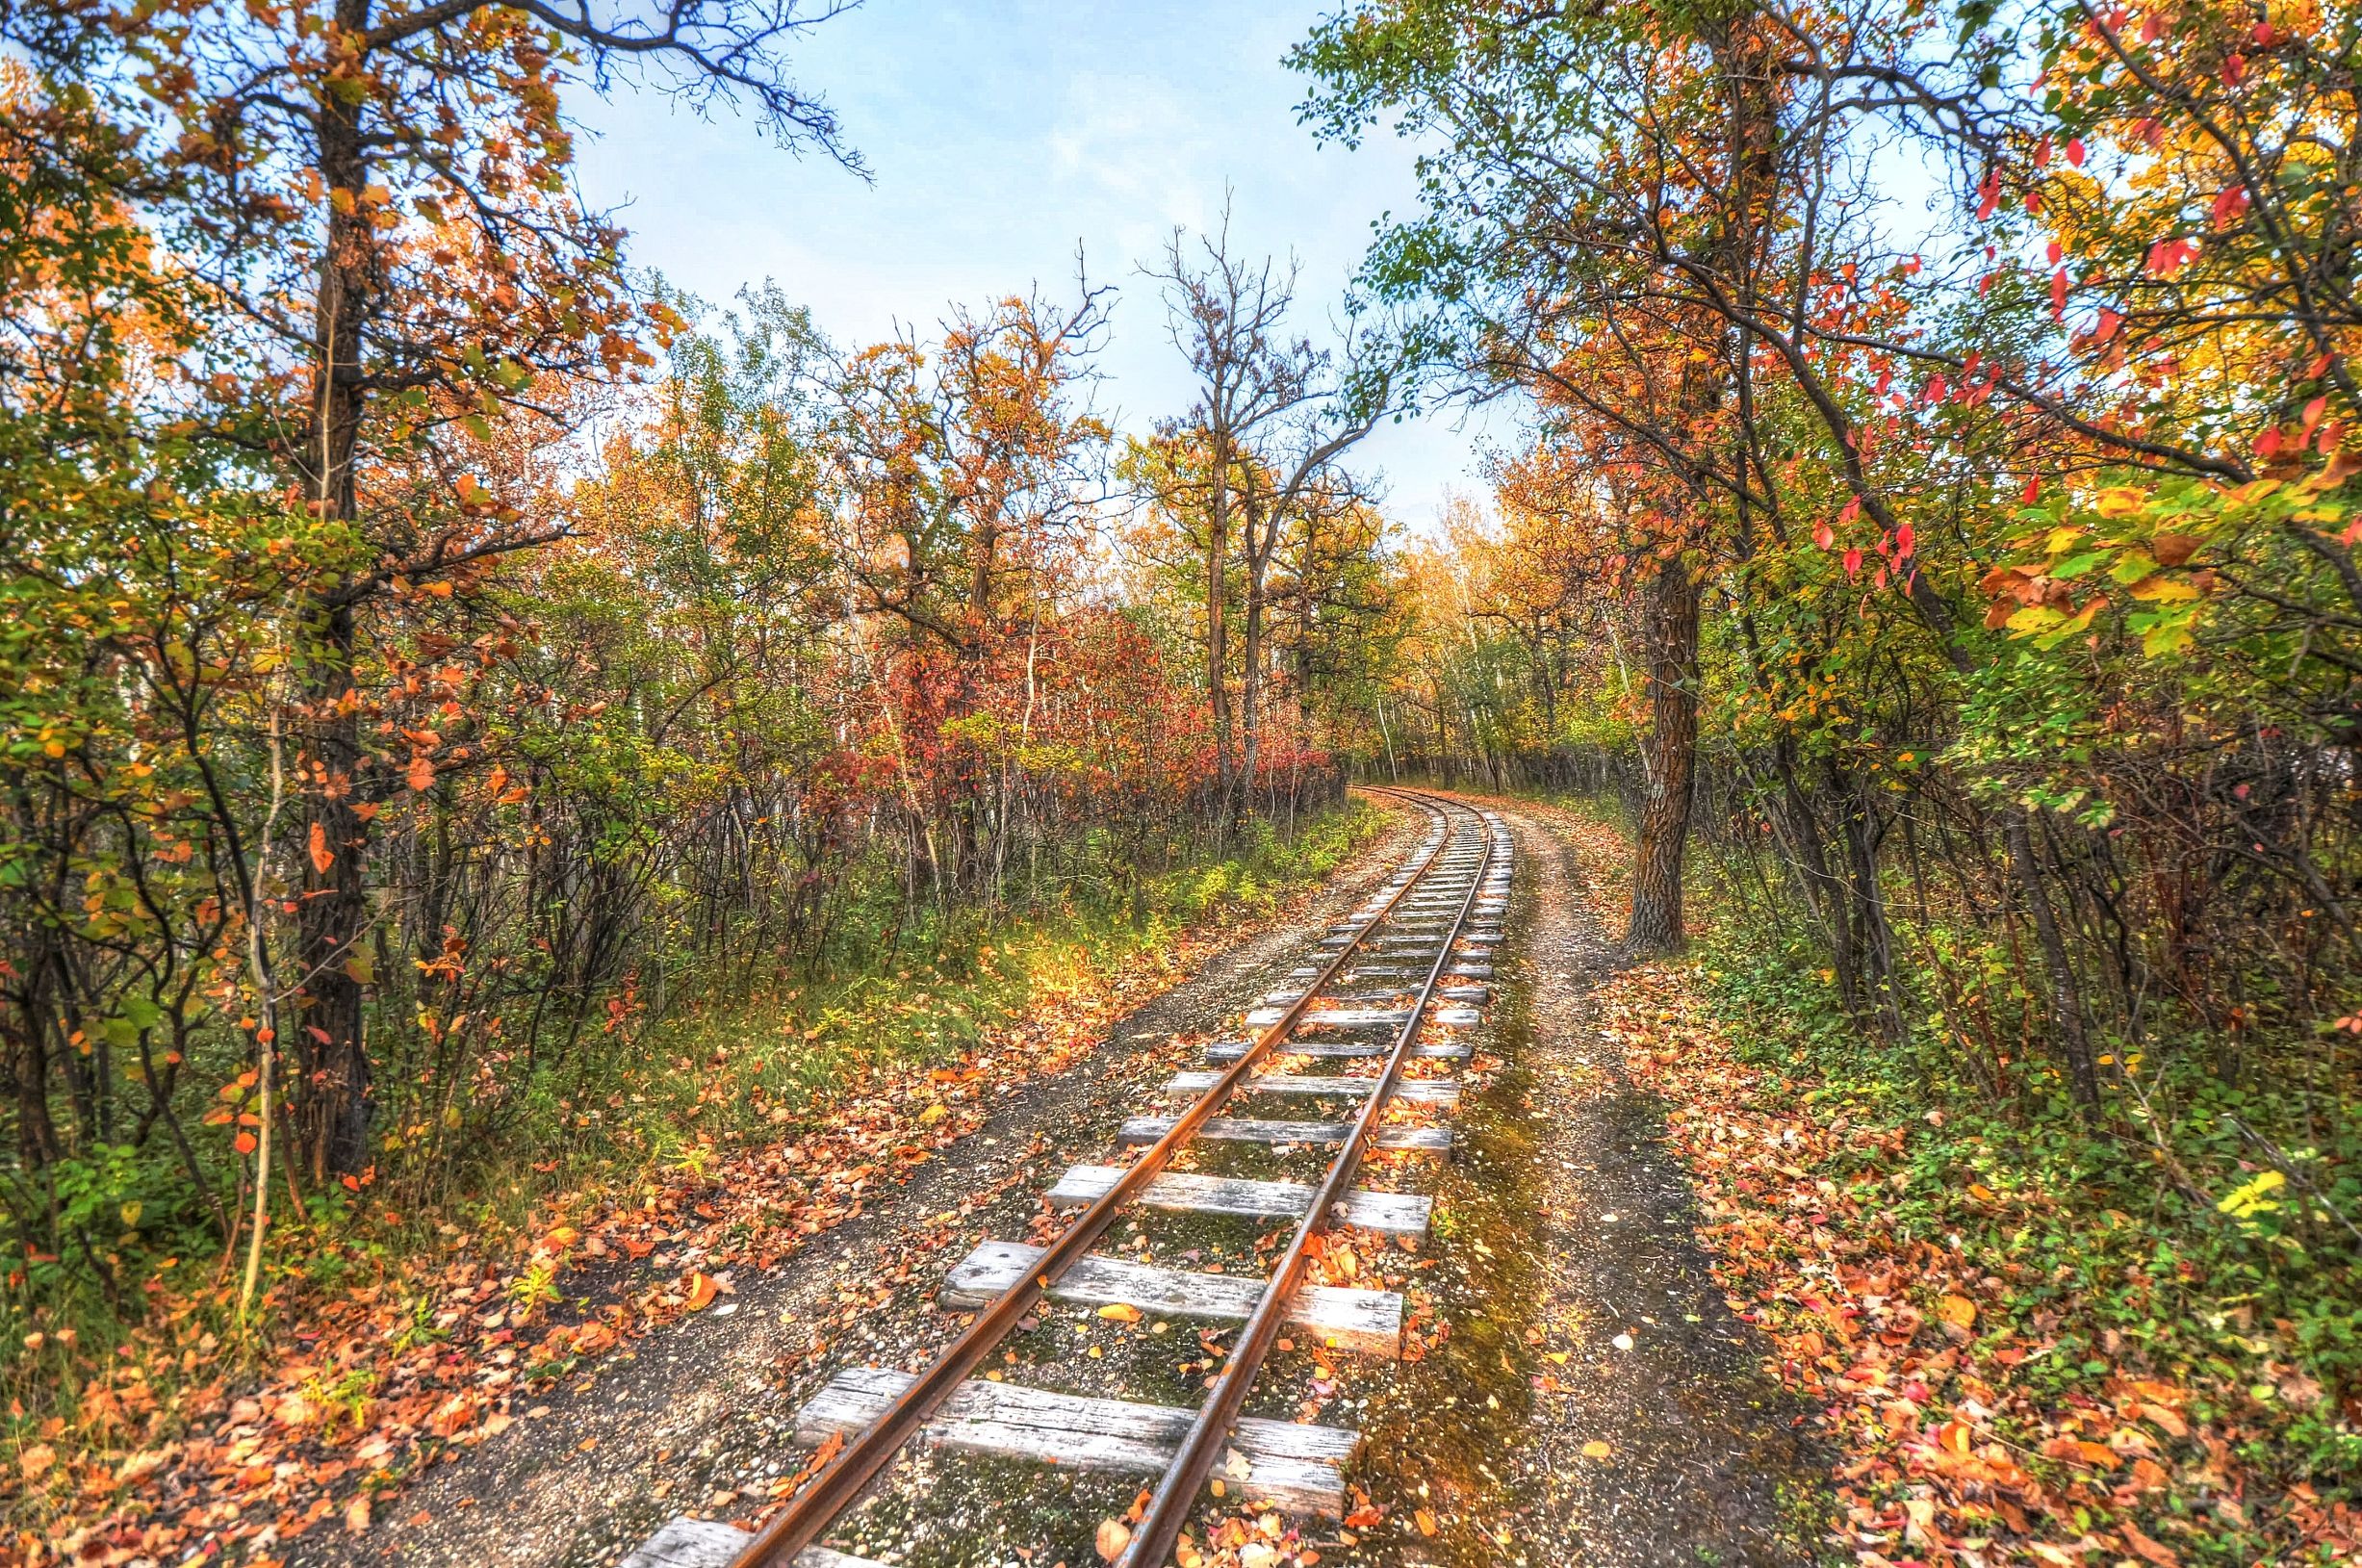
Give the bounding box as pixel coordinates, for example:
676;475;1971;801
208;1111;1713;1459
5;0;860;1183
1303;0;2360;1550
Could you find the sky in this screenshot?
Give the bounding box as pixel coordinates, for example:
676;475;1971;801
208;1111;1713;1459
569;0;1510;534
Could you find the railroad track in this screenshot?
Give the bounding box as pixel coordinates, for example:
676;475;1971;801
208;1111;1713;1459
625;786;1511;1568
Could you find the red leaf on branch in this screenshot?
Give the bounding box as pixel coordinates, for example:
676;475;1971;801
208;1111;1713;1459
2145;238;2195;277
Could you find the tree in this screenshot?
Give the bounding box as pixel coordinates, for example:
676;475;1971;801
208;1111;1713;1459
1145;209;1393;824
7;0;860;1177
1298;0;1795;952
825;283;1112;895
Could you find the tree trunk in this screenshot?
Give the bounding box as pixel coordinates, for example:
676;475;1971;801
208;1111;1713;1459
1237;506;1269;825
291;11;376;1180
1205;438;1232;818
1832;765;1906;1040
1626;553;1699;954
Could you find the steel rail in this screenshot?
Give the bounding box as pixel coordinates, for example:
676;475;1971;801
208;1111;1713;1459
1119;791;1496;1568
731;789;1462;1568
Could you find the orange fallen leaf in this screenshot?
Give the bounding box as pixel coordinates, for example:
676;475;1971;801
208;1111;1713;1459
684;1272;718;1310
1414;1507;1438;1537
1095;1518;1132;1562
2120;1520;2181;1567
1580;1440;1612;1458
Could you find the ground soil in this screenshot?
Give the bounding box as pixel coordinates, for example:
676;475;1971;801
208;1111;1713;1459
316;795;1828;1568
1345;796;1826;1567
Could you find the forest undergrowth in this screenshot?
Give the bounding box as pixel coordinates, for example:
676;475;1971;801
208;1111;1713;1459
0;802;1384;1565
1544;797;2359;1567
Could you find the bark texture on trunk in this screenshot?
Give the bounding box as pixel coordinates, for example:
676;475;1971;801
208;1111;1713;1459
1626;553;1699;955
1205;449;1231;817
291;5;377;1178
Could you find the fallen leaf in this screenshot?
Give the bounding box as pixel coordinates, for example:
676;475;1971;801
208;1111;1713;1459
344;1493;372;1535
1580;1440;1613;1458
2120;1521;2181;1568
1937;1294;1977;1328
684;1272;718;1310
1095;1518;1131;1562
1097;1302;1142;1324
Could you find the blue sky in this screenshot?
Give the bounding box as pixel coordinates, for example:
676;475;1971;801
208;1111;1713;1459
570;0;1507;532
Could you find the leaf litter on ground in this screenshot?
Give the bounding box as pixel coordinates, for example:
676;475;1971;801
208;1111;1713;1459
1541;805;2360;1567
